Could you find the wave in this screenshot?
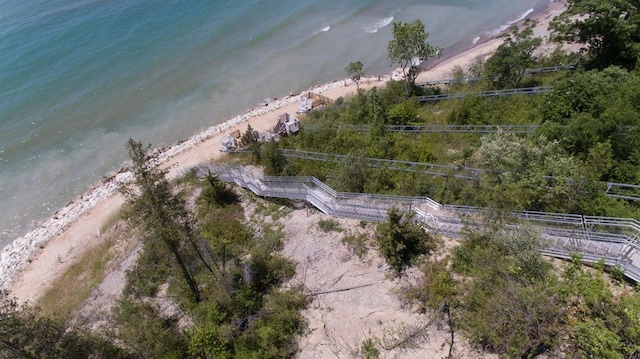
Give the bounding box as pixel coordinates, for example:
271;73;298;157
471;36;480;47
320;25;330;32
487;8;534;37
508;8;534;25
360;16;393;34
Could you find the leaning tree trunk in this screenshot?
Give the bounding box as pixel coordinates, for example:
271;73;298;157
166;239;201;303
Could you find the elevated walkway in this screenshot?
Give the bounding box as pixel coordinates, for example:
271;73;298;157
330;124;637;135
416;86;553;103
416;65;577;87
278;149;640;201
199;164;640;282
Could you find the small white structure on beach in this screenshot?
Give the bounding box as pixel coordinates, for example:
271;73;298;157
220;129;241;152
220;113;300;152
220;134;236;152
273;112;300;136
297;92;332;113
298;96;312;113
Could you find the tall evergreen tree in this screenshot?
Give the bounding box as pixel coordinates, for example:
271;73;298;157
122;139;201;302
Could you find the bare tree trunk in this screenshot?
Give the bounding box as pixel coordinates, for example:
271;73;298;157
167;240;201;303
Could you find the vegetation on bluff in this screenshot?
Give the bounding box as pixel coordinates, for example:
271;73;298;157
4;5;640;358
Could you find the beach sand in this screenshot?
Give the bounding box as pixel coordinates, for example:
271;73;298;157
4;0;568;309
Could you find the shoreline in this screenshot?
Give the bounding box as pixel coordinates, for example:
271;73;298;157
0;76;390;297
420;0;566;77
1;0;567;299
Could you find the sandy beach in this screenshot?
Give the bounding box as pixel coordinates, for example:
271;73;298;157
2;0;568;305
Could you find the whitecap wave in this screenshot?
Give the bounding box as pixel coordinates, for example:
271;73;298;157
508;8;534;25
471;36;480;47
320;25;330;32
487;8;534;37
361;16;394;34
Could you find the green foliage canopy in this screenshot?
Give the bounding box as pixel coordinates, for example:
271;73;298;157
0;299;125;358
551;0;640;70
345;61;364;91
540;67;640;184
485;19;542;88
387;20;440;95
376;207;437;273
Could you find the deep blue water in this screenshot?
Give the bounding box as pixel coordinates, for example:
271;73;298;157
0;0;544;248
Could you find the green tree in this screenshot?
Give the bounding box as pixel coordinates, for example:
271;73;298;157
201;171;239;207
345;61;364;91
461;278;563;358
114;298;188;358
539;67;640;184
558;257;640;359
485;19;542;88
451;227;562;358
376;207;437;273
387;98;420;125
387;20;440;96
241;124;261;163
328;155;369;193
0;299;125;358
404;259;459;358
479;133;588;212
122;139;202;302
260;140;287;175
550;0;640;70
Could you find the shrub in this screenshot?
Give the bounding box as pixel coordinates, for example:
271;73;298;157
317;218;343;233
376;207;437;273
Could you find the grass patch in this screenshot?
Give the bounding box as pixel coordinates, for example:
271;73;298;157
342;233;370;259
317;218;343;233
261;222;286;250
100;209;124;235
251;195;293;221
37;236;115;322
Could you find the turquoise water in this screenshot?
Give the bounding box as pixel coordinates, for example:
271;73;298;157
0;0;545;248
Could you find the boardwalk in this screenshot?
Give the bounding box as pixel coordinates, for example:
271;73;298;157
416;86;553;103
416;65;577;87
327;124;638;135
278;149;640;201
200;165;640;282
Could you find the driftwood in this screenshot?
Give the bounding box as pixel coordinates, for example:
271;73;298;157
308;283;376;297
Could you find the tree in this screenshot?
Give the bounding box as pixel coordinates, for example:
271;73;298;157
550;0;640;70
376;207;437;273
240;124;261;163
387;20;440;96
451;227;563;358
114;298;188;358
122;139;202;302
260;140;287;175
345;61;364;91
559;257;640;358
404;259;459;358
328;154;369;193
479;133;589;213
201;171;239;207
0;299;125;358
539;67;640;184
485;19;542;88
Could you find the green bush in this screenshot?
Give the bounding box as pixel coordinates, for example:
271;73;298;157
376;207;438;273
317;218;343;233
